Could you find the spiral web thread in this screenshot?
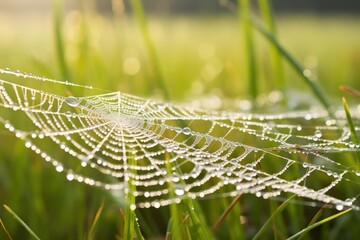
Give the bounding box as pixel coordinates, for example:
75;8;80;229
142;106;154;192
0;68;360;210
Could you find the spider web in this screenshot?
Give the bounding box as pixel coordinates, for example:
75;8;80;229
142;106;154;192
1;68;360;210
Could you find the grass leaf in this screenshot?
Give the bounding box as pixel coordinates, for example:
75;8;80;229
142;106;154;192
257;0;285;92
0;217;13;240
342;97;360;164
128;0;169;100
287;208;352;240
252;195;295;240
3;205;41;240
238;0;258;101
87;201;104;240
249;16;331;112
53;0;70;81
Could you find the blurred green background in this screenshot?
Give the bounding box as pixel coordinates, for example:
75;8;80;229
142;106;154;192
0;0;360;239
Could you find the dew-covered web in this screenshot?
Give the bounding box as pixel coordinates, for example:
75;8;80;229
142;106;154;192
1;68;360;210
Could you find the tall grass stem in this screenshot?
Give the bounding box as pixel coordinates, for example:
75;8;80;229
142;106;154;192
238;0;258;101
249;17;331;112
129;0;170;100
53;0;70;81
287;208;352;240
3;205;41;240
257;0;285;92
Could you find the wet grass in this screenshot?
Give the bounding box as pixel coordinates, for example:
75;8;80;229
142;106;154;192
0;1;360;239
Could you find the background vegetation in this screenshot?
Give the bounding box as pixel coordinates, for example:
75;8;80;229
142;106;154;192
0;0;360;239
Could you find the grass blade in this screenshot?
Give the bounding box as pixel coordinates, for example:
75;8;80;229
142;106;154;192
3;205;41;240
212;194;242;231
123;154;136;240
257;0;285;92
53;0;70;81
249;17;331;112
128;0;169;100
287;208;352;240
252;195;295;240
342;97;360;164
165;152;182;240
0;217;13;240
87;201;104;240
340;85;360;98
238;0;258;101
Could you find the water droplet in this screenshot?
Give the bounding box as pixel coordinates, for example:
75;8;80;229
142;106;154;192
314;130;322;138
335;204;344;211
152;201;161;208
4;121;11;129
302;162;308;168
171;174;180;183
202;115;209;120
130;204;137;211
65;96;81;107
60;142;66;149
174;185;185;196
174;127;182;133
25;140;32;148
66;173;74;181
55;165;64;172
183;127;191;135
158;103;166;110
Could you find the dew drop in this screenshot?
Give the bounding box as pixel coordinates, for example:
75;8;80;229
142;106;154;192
60;142;66;149
157;103;166;110
335;204;344;211
171;173;180;183
66;173;74;181
130;204;137;211
302;162;308;168
174;185;185;196
25;140;32;148
152;201;161;208
4;121;12;129
183;127;191;135
65;96;81;107
55;165;64;172
314;129;322;138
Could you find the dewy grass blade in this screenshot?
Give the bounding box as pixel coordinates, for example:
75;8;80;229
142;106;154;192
287;208;352;240
238;0;258;101
3;205;41;240
128;0;170;100
257;0;285;92
123;153;137;240
165;152;182;240
252;195;295;240
249;16;332;112
342;97;360;164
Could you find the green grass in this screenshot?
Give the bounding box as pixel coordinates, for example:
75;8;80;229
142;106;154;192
0;1;360;239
